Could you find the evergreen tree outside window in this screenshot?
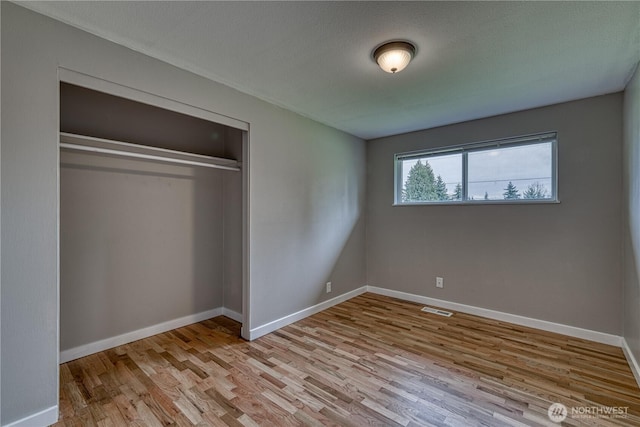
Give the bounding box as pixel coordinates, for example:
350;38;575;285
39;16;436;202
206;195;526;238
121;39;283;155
435;175;449;201
402;160;436;202
503;181;521;199
452;183;462;201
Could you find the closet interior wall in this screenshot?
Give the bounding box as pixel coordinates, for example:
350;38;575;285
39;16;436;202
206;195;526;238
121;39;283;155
59;83;243;354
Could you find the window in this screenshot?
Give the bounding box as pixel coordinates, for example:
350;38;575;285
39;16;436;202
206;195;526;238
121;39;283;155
395;132;557;205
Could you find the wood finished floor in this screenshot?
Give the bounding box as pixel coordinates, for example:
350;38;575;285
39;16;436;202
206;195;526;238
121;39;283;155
54;293;640;426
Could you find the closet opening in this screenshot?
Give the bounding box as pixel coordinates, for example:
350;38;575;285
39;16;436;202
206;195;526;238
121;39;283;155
59;81;247;363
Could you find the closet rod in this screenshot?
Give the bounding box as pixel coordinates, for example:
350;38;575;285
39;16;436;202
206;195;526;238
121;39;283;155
60;134;240;172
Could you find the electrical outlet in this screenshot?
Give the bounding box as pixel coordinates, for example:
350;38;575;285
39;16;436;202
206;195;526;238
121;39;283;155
436;277;444;288
326;282;332;293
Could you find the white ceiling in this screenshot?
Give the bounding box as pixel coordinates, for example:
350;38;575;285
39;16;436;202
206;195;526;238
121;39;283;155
18;1;640;140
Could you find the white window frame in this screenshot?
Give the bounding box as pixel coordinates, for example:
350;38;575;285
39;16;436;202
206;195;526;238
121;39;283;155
394;132;559;205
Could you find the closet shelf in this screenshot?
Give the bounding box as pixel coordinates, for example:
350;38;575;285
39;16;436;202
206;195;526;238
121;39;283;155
60;132;241;172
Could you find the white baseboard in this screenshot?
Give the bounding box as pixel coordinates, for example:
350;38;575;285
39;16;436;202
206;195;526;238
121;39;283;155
247;286;368;340
60;307;223;363
622;338;640;389
366;286;622;347
222;307;243;323
3;405;58;427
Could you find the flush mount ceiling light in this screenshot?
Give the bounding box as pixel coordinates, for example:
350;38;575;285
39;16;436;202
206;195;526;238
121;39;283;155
373;41;416;74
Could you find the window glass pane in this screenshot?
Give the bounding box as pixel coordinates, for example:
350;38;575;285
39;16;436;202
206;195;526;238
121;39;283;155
467;142;553;201
400;153;462;202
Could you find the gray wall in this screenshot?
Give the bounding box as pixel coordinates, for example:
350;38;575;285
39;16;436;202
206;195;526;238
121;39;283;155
1;3;366;425
623;64;640;362
60;152;226;351
367;94;622;334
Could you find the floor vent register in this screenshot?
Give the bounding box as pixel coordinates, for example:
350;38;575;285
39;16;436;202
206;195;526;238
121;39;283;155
421;306;453;317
